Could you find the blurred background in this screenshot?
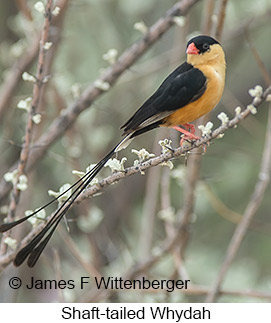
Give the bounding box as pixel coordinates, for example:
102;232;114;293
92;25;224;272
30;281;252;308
0;0;270;302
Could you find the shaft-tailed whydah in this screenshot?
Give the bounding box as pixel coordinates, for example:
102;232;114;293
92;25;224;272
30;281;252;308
0;35;226;267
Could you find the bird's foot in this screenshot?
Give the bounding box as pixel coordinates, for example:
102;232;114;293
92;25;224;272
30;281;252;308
172;125;200;145
172;125;208;154
182;123;196;135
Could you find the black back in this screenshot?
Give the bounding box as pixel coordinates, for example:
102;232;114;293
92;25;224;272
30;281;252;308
121;61;206;134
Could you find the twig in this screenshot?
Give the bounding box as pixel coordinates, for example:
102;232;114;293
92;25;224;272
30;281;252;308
138;132;162;261
214;0;229;40
0;0;54;255
53;248;64;302
0;0;201;202
225;10;271;42
1;84;270;270
7;0;53;219
205;30;271;302
58;225;102;279
180;285;271;300
15;0;33;21
202;0;215;34
0;0;68;122
0;38;39;121
245;30;271;86
206;100;271;302
82;283;271;302
204;182;271;234
161;167;190;281
78;84;271;203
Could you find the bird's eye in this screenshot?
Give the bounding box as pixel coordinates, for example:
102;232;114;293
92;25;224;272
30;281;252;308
202;43;210;51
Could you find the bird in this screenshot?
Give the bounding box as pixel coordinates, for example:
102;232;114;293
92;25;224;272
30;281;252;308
0;35;226;267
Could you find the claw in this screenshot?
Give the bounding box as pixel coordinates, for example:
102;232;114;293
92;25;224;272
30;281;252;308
172;125;200;144
172;125;208;153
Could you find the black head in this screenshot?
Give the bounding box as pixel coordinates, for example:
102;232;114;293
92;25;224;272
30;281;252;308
186;35;220;55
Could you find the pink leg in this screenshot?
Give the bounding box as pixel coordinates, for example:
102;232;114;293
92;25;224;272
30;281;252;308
172;125;200;142
183;123;195;134
172;123;200;147
173;125;207;153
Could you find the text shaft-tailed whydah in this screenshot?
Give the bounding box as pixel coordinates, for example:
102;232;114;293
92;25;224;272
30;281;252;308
0;35;226;267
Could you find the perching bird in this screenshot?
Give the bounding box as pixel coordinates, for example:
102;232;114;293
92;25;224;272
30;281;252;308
0;35;226;267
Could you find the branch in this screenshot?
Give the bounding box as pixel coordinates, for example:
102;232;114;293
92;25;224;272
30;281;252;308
245;30;271;86
81;83;271;300
0;38;39;121
0;0;201;202
1;84;270;270
201;0;215;34
0;0;68;122
205;30;271;302
0;0;54;255
79;86;271;202
204;183;271;234
214;0;229;40
160;166;190;280
57;225;102;279
81;283;271;303
138;132;163;261
206;101;271;302
183;285;271;300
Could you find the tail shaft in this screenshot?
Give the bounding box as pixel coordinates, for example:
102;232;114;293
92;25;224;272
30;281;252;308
1;134;133;267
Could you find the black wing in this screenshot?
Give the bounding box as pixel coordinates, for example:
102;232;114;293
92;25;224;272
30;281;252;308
121;62;206;135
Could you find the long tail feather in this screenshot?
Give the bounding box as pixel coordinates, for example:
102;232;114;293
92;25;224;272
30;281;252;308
0;153;115;233
27;214;63;267
15;152;110;267
1;134;134;267
12;142;123;267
